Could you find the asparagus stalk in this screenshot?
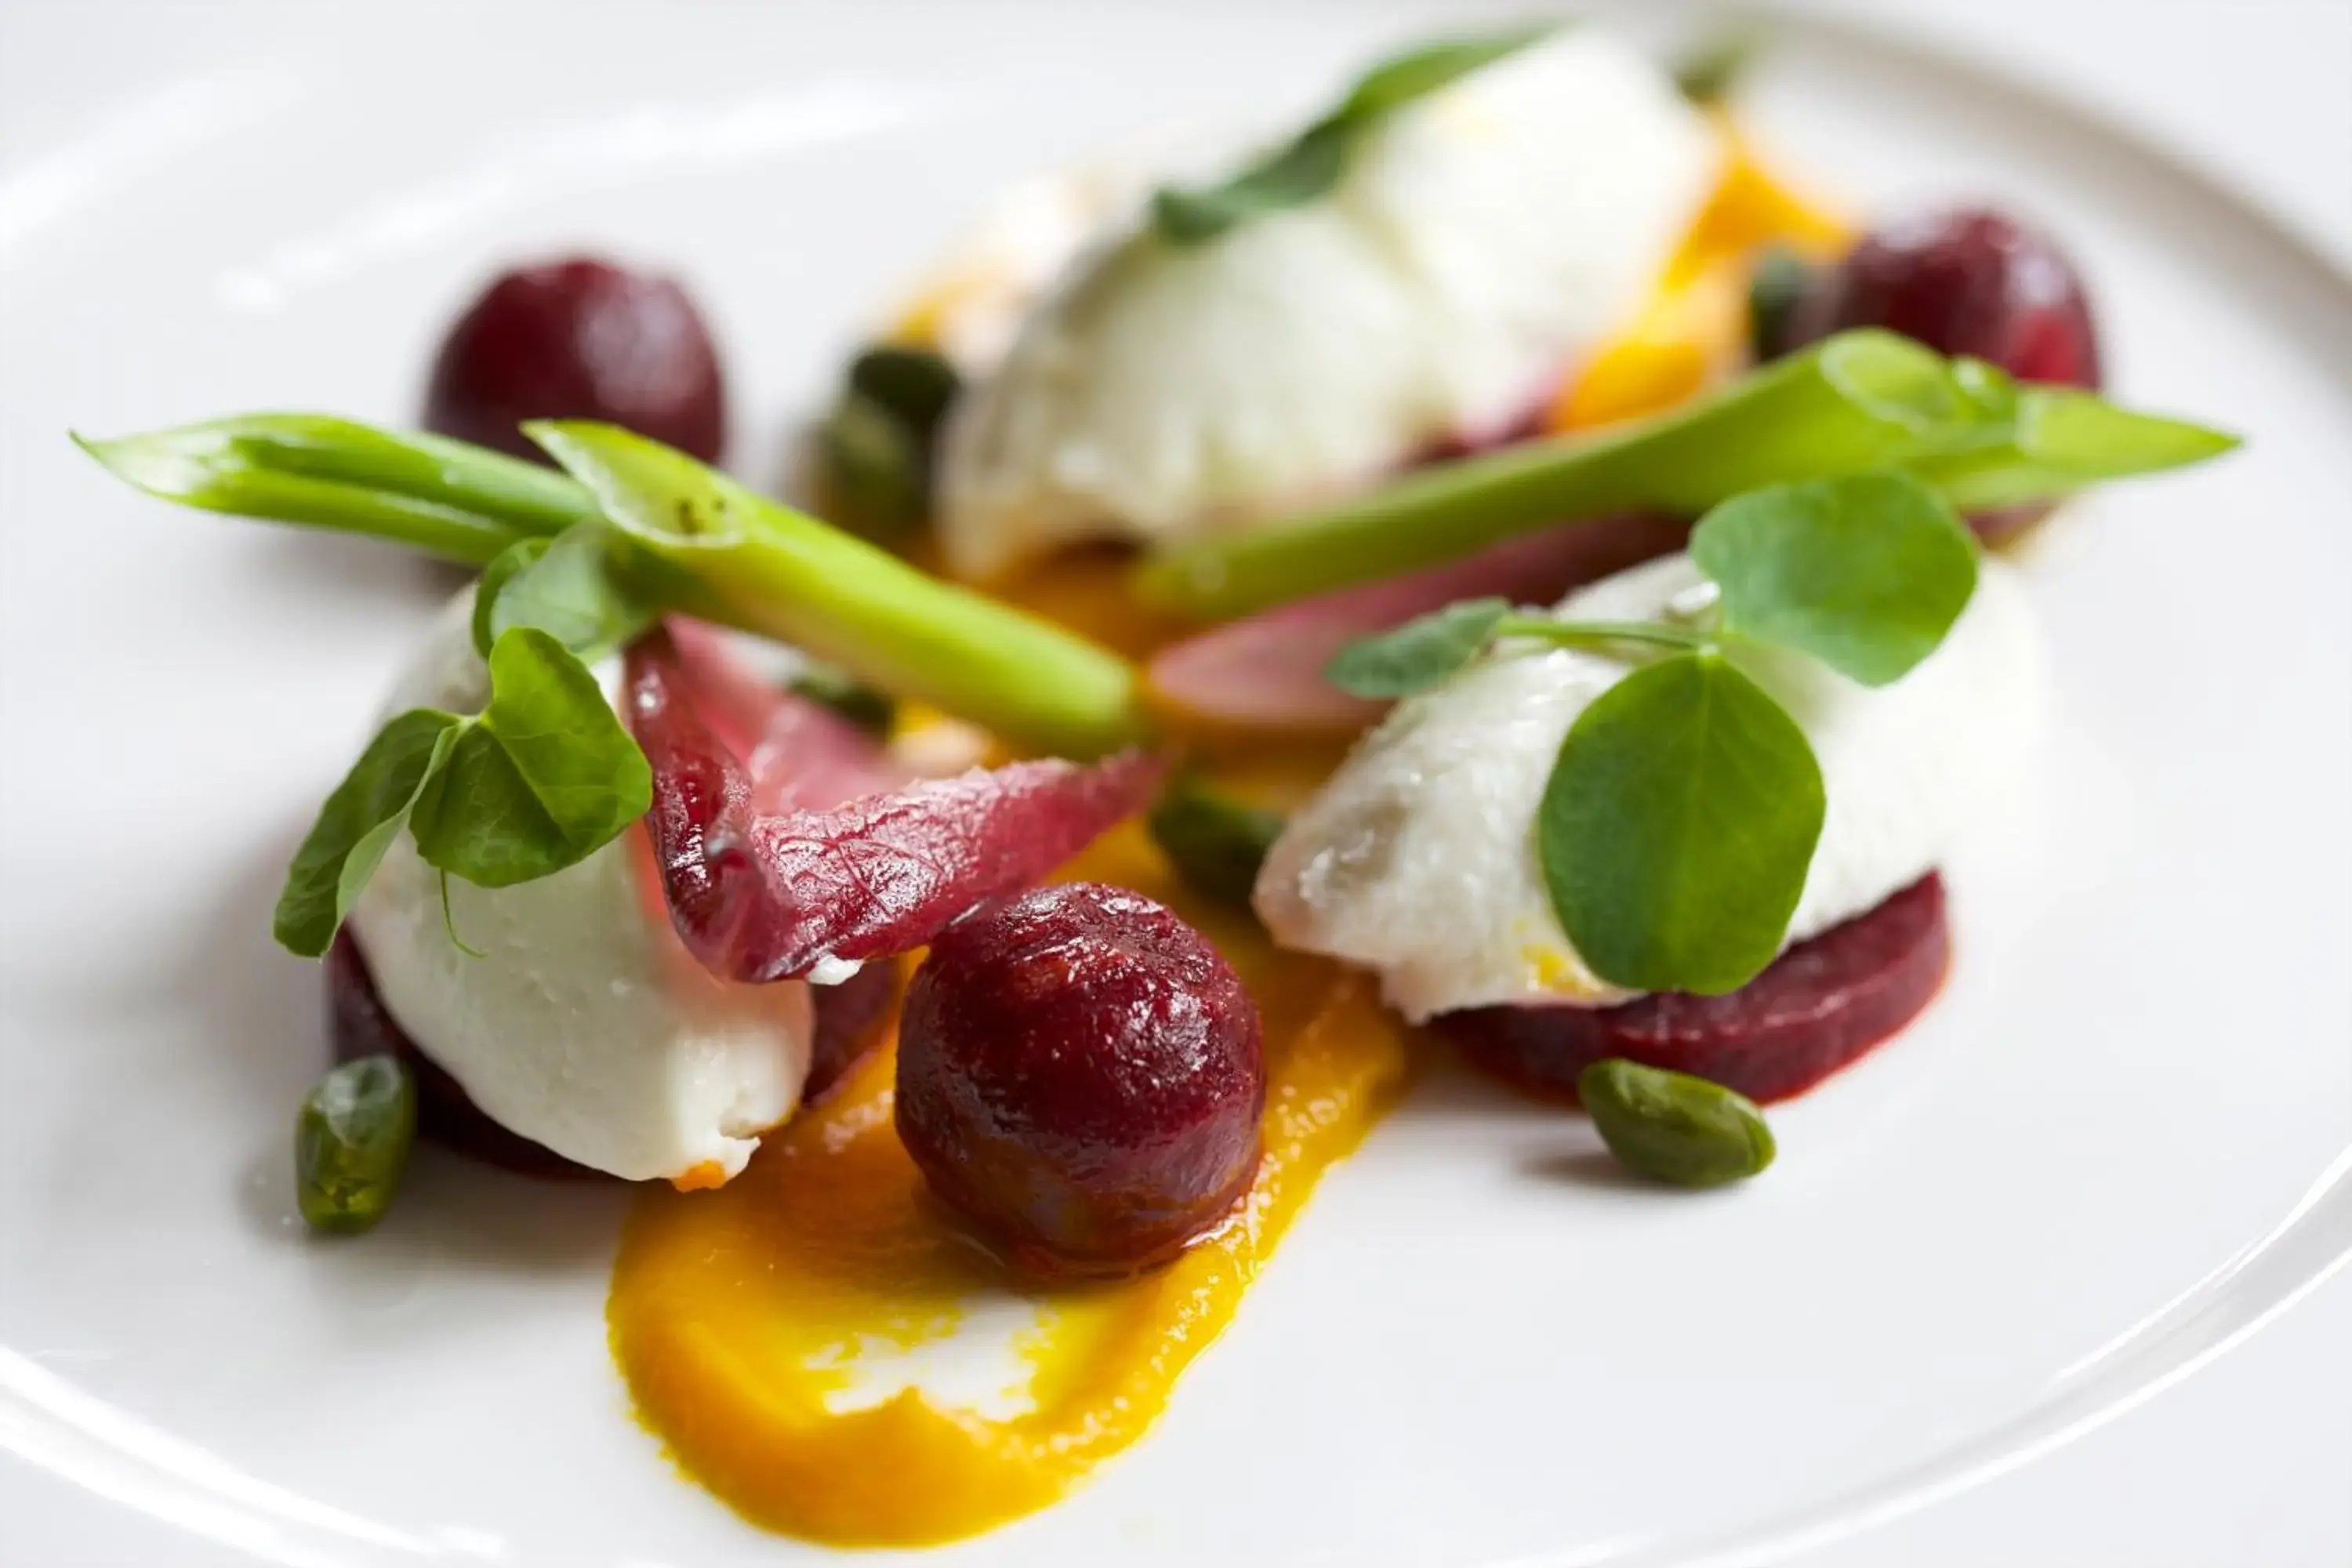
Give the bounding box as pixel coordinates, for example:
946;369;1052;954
76;415;599;566
528;422;1144;758
78;412;1144;760
1133;329;2238;621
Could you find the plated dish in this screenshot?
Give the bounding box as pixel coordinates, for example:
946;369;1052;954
67;20;2243;1553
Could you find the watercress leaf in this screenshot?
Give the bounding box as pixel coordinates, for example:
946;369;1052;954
474;521;657;659
1691;470;1978;686
471;537;549;658
1152;23;1556;245
274;708;464;957
1147;779;1287;908
411;628;651;887
1151;124;1351;245
1334;23;1559;119
1324;597;1510;699
1671;27;1760;105
1539;648;1824;995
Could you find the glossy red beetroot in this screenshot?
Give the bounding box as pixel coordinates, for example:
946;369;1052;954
897;883;1265;1279
1788;207;2102;389
423;257;727;464
626;626;1164;985
1147;513;1690;732
1438;874;1949;1107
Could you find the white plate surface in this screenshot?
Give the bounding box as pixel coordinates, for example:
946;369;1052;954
2;3;2348;1565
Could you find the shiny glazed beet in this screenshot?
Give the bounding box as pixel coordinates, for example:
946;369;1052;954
896;883;1265;1279
1438;874;1949;1107
423;257;727;464
1788;206;2102;389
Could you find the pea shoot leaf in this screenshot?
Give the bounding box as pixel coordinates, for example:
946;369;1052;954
1152;23;1557;245
1324;597;1510;698
411;628;652;888
274;709;465;957
1539;648;1824;995
470;522;656;660
1691;470;1978;686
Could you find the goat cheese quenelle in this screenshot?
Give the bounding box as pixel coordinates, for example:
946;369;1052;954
74;16;2241;1555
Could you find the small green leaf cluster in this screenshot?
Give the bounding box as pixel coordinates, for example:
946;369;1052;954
273;618;652;959
1327;469;1978;996
1151;24;1558;245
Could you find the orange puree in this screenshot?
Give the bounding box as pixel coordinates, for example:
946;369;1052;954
608;125;1841;1548
608;826;1411;1547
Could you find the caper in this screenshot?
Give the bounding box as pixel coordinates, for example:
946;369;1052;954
847;346;961;449
296;1053;418;1235
1146;779;1287;909
1577;1058;1774;1187
1747;244;1813;366
789;660;897;737
818;391;926;544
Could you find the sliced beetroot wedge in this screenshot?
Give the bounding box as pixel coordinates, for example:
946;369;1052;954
1436;874;1950;1106
1146;513;1688;732
626;626;1164;984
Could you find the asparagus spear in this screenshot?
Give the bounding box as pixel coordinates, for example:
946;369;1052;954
1132;330;2238;620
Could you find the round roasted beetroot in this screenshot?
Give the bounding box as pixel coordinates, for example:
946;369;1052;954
1788;205;2101;389
423;256;727;464
896;882;1265;1279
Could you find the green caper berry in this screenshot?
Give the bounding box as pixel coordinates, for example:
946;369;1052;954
1146;779;1287;909
1578;1058;1775;1188
296;1053;418;1235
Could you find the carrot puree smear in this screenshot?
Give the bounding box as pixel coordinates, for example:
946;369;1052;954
607;125;1844;1547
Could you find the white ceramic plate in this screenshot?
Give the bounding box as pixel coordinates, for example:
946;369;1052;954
4;3;2348;1564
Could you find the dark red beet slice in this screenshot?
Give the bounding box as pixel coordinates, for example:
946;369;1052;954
1437;874;1950;1106
328;932;605;1181
423;256;728;465
626;626;1164;985
1147;513;1689;732
897;882;1265;1279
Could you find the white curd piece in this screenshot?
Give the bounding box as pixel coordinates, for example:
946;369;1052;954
935;29;1721;579
348;593;815;1185
1254;555;2048;1022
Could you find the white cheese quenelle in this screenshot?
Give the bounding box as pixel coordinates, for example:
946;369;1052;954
935;28;1721;579
348;593;815;1187
1254;555;2048;1022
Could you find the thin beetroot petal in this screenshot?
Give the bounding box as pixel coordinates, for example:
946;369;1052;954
626;629;1163;983
1146;513;1688;732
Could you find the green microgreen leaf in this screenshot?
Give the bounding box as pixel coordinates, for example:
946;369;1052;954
1539;648;1824;995
470;522;657;661
409;628;652;888
1672;27;1762;104
1151;23;1557;245
1327;599;1711;700
1324;597;1512;698
273;709;465;957
1691;471;1978;686
1147;779;1287;908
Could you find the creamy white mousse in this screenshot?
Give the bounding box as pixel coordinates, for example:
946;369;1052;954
348;593;815;1185
1255;555;2047;1022
935;29;1721;579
